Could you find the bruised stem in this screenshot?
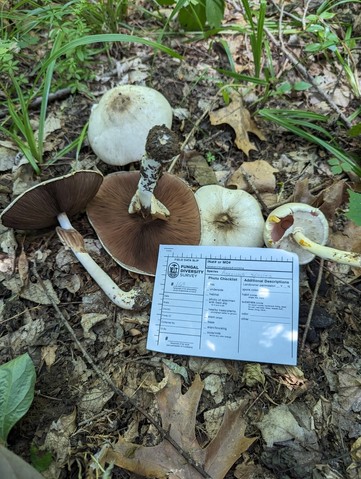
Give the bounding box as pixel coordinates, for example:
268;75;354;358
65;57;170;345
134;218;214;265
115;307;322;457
56;213;150;310
128;125;179;220
293;228;361;268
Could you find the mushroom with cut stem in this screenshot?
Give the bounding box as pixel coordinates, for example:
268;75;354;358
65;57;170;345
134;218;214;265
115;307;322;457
0;170;150;310
87;125;201;276
195;184;265;246
264;202;361;267
88;85;173;166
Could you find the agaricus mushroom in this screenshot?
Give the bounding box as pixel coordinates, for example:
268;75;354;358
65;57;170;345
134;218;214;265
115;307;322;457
264;202;361;267
0;170;150;310
88;85;173;166
87;125;201;275
195;185;265;246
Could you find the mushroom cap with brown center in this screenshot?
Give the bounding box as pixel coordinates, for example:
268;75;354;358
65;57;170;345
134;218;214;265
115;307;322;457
88;85;173;166
86;172;201;275
1;170;103;230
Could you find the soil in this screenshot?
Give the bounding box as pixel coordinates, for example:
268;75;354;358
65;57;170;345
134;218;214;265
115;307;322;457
1;3;361;479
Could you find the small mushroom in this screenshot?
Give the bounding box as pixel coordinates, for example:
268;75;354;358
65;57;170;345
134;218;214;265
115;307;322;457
0;170;150;310
264;202;361;267
195;185;265;246
88;85;173;166
87;125;201;275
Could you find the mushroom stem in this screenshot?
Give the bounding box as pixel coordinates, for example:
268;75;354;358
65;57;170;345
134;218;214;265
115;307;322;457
293;228;361;267
56;213;150;310
128;125;180;220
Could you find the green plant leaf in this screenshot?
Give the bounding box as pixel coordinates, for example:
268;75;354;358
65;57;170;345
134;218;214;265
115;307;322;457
30;444;52;472
349;123;361;137
205;0;224;28
346;189;361;226
0;354;36;445
178;1;207;31
294;81;312;91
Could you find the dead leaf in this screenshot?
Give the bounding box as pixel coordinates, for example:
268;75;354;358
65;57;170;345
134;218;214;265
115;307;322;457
3;277;59;305
81;313;107;340
43;409;77;464
227;160;278;192
103;365;257;479
17;246;29;287
209;94;265;156
292;178;320;205
185;153;218;186
242;363;265;387
41;345;58;369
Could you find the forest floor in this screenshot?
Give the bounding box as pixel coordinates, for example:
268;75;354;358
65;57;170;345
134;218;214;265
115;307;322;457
1;2;361;479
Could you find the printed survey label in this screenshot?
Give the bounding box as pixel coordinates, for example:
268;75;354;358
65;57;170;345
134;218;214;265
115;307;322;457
147;245;299;365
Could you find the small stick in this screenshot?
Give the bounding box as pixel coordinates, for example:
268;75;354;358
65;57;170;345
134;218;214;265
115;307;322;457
239;164;270;216
32;263;211;479
264;27;352;129
301;259;324;351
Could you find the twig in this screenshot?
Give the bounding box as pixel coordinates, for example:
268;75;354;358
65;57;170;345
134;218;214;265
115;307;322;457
32;262;212;479
0;88;72;119
301;258;324;351
264;27;353;129
239;164;270;216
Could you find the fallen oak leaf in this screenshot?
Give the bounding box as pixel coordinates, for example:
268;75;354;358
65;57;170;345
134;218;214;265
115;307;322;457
104;366;257;478
209;94;266;156
227;160;278;192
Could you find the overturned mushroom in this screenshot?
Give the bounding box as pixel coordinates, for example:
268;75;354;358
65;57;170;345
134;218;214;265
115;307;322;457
264;202;361;267
87;125;201;275
0;171;150;310
88;85;173;166
195;185;265;246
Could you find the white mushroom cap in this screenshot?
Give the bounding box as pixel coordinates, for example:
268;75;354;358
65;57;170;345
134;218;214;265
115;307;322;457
195;185;265;247
88;85;173;166
264;203;361;267
264;203;329;264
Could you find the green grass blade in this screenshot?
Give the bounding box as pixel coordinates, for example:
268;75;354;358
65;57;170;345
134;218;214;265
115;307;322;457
0;125;41;174
216;68;268;85
37;30;64;162
254;0;266;77
259;109;361;176
40;34;182;71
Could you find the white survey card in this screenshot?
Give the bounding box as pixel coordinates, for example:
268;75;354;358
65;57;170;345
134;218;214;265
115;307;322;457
147;245;299;365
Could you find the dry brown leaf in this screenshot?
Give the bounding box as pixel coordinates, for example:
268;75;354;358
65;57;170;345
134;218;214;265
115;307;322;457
186;153;218;186
227;160;278;192
209;95;266;156
41;345;58;369
104;366;257;479
17;246;29;287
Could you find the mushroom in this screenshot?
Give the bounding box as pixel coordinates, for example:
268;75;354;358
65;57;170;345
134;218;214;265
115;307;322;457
0;170;150;310
88;85;173;166
195;185;265;246
87;125;201;275
264;202;361;267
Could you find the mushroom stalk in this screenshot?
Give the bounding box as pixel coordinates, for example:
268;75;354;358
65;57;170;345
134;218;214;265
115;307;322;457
56;213;150;310
264;203;361;267
128;125;180;220
293;228;361;267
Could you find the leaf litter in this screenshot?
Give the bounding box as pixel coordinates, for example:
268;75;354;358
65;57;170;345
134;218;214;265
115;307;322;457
0;4;361;479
